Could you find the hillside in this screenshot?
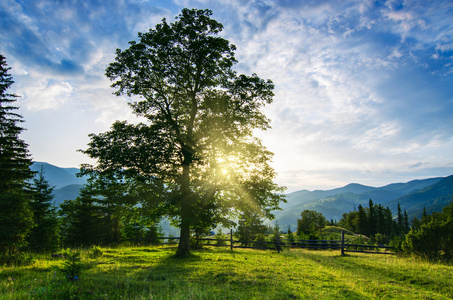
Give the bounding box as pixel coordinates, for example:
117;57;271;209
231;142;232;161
274;176;448;229
32;161;452;232
52;184;84;206
31;162;87;188
31;162;87;206
384;175;453;218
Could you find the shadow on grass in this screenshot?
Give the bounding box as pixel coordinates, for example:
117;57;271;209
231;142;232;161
5;246;380;299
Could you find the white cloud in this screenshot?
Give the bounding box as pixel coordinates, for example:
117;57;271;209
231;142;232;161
22;79;73;110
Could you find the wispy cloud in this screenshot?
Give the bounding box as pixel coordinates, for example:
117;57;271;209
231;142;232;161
1;0;452;188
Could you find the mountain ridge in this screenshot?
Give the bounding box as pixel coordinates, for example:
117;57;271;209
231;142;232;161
275;175;452;229
31;162;88;189
32;162;453;230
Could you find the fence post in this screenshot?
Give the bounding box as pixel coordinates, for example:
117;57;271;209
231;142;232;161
277;228;280;253
230;229;233;251
341;230;345;256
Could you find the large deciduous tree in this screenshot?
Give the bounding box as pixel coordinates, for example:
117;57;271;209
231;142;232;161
297;209;326;236
0;54;34;256
81;8;285;256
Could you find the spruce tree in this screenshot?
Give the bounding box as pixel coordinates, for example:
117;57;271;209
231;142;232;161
384;207;394;237
0;55;34;256
397;203;403;235
403;209;410;234
59;183;103;247
368;199;376;236
376;204;385;235
236;212;267;247
357;204;368;236
27;167;60;252
286;225;295;246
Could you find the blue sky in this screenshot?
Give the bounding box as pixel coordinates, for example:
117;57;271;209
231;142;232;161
1;0;453;191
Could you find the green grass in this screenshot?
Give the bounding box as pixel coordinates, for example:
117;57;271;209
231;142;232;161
1;246;452;299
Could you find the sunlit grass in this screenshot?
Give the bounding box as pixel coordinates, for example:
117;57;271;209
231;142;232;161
1;245;451;299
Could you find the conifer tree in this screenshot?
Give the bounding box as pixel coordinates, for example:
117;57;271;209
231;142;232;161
403;209;410;234
397;202;403;234
27;167;60;252
59;183;104;247
286;225;295;246
402;200;453;260
422;207;428;222
376;204;385;234
384;207;394;237
236;212;267;247
0;55;34;256
368;199;376;236
357;204;368;235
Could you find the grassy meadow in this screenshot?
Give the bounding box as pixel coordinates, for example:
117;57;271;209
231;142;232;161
1;245;452;299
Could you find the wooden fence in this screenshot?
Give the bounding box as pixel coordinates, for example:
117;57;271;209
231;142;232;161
145;230;394;255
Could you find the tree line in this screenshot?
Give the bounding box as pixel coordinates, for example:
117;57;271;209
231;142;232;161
338;199;410;244
295;199;453;261
1;55;59;263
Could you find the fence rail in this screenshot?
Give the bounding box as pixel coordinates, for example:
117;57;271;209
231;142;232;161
143;230;394;255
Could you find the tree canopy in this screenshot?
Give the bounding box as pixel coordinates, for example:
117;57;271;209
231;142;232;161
81;8;285;256
297;209;326;236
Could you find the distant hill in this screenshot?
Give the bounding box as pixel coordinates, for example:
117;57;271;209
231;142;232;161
384;175;453;219
281;183;374;209
274;176;448;229
52;184;84;206
31;162;87;188
31;162;87;207
32;161;452;233
376;177;443;195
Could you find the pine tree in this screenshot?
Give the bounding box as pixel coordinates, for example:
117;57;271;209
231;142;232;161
422;207;427;219
0;55;34;256
357;204;368;236
286;225;295;246
376;204;385;235
27;167;60;252
59;183;104;247
384;207;394;238
368;199;376;236
397;203;403;235
403;209;410;234
236;212;267;247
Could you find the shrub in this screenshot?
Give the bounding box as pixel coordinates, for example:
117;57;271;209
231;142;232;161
88;245;104;258
402;218;452;260
253;233;267;248
402;200;453;261
374;233;386;245
59;250;83;281
389;235;405;253
216;231;227;247
0;252;34;266
189;235;203;249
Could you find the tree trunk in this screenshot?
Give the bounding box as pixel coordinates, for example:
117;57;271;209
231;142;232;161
176;148;193;257
177;218;191;257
